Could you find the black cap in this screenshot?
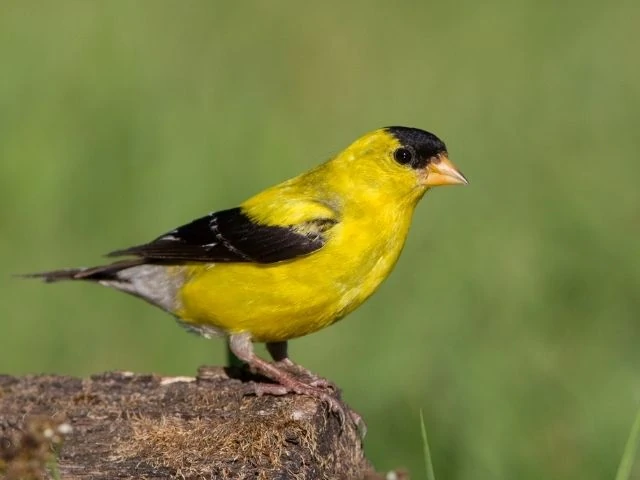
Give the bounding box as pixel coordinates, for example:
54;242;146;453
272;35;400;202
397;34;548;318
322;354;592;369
386;126;448;170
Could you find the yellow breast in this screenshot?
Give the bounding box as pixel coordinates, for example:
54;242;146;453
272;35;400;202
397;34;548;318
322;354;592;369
176;206;414;343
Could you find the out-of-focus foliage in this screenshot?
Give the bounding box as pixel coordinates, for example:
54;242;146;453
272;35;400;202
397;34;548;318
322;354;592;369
1;2;639;478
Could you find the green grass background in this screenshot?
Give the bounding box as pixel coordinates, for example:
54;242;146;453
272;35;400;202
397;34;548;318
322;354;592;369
1;1;639;478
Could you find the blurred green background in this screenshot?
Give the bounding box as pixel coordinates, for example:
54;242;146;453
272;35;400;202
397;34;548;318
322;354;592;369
1;1;639;478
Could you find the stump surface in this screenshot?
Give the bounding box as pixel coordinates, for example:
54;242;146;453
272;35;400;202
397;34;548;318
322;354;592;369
0;368;374;479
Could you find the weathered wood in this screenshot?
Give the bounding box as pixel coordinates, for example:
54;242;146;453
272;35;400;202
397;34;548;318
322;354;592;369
0;368;379;479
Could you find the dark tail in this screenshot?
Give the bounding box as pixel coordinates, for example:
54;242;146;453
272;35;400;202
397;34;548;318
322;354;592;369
20;259;146;283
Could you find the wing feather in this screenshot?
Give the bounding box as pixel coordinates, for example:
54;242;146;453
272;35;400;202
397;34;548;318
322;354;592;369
108;207;338;264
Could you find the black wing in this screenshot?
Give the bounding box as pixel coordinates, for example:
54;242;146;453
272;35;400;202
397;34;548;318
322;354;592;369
107;207;337;264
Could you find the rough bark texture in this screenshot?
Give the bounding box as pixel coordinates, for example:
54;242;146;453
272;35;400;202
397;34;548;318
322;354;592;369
0;367;380;480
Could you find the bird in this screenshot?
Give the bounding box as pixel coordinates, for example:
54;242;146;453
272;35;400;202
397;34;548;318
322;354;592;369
25;126;467;425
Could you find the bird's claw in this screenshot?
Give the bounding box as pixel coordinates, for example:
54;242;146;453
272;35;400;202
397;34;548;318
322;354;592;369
315;391;366;438
251;383;288;396
274;361;338;392
244;379;362;434
309;377;337;391
348;409;367;439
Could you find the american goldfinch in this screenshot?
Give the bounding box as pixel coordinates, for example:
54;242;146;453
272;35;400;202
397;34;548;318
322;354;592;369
27;126;467;423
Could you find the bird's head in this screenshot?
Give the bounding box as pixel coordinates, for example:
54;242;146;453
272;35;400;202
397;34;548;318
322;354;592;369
331;126;467;206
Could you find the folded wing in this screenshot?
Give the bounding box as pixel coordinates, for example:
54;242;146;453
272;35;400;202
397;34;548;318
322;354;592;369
108;206;338;264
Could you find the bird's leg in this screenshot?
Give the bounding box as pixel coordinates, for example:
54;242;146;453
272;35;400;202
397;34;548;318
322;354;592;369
259;337;365;434
265;341;336;391
265;340;292;364
229;333;349;425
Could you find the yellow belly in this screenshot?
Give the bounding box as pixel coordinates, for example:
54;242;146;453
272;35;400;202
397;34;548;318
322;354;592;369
175;214;411;343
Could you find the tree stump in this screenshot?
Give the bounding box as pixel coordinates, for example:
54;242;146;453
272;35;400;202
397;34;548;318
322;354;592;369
0;367;380;479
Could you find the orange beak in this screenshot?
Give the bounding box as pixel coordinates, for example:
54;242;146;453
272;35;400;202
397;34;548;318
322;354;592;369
423;154;468;187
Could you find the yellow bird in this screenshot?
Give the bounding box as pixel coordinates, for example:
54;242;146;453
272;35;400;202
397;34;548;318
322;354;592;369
27;126;467;421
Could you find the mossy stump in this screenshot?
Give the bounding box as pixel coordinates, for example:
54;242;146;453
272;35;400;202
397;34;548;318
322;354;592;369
0;368;376;479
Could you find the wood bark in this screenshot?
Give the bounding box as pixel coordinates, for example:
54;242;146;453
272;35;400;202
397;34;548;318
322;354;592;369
0;367;381;479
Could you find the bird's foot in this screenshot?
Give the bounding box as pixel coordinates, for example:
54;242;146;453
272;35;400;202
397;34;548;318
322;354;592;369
250;377;363;433
274;359;338;392
230;334;365;436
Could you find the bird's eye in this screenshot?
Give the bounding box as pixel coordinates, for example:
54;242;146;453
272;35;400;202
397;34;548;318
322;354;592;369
393;147;413;165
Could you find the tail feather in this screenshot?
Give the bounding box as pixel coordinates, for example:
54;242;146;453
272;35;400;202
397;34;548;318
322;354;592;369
21;259;146;283
21;259;180;314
